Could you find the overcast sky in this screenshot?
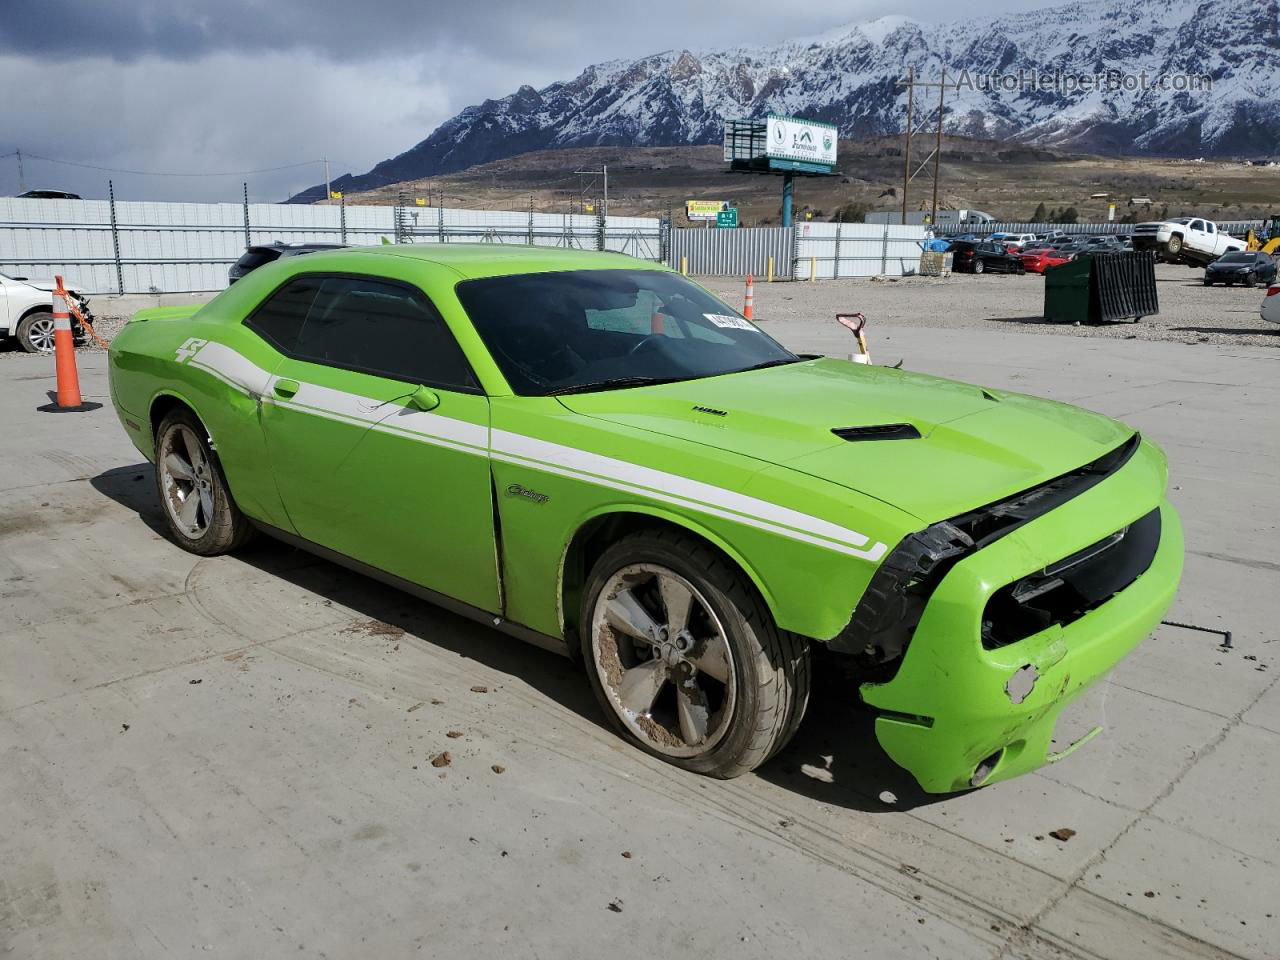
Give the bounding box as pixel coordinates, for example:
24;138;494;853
3;0;1027;202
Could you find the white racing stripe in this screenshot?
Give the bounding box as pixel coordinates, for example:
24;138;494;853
491;429;882;556
183;341;887;561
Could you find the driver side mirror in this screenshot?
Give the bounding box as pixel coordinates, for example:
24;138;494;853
407;385;440;412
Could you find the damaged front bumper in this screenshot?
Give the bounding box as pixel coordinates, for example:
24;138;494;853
859;439;1183;794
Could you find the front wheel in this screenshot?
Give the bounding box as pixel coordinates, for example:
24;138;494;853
154;409;255;555
1165;234;1183;255
16;311;55;353
580;529;810;778
1244;273;1257;288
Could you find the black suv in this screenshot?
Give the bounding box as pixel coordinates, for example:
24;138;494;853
948;240;1025;274
228;243;346;283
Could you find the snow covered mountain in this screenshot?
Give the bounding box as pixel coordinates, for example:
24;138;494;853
303;0;1279;200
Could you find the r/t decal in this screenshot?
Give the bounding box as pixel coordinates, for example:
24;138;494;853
175;337;208;363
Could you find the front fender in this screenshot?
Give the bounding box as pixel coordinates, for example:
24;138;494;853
553;503;783;640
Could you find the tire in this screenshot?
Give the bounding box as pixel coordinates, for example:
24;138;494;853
1244;273;1257;288
1203;278;1213;286
579;528;810;779
154;408;254;556
16;311;55;354
973;259;985;275
1165;234;1183;255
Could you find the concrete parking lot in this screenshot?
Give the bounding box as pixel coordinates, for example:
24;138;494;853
2;294;1278;958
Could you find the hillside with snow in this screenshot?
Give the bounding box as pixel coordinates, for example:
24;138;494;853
298;0;1279;200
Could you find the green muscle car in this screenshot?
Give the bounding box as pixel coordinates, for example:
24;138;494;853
107;245;1183;792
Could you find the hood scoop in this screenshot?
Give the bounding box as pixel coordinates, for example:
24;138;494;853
831;423;922;442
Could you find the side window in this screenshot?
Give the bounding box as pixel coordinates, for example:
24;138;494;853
245;275;322;353
1205;221;1215;234
292;276;475;390
1189;219;1205;232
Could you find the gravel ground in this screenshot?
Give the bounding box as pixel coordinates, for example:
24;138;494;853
5;261;1275;360
702;262;1280;348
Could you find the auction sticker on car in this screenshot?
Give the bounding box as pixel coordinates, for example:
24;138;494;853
705;313;754;330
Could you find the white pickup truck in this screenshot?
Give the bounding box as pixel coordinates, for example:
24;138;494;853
1130;217;1245;266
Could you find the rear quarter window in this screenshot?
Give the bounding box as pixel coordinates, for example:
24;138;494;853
244;275;323;352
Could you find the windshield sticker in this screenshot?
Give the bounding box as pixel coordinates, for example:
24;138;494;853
704;313;754;330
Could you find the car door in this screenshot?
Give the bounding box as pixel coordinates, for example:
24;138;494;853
1188;219;1207;251
254;273;500;612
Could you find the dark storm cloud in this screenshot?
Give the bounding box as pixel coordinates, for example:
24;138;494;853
4;0;862;64
1;0;1030;202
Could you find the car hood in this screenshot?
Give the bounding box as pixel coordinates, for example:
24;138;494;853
16;276;84;294
558;358;1134;523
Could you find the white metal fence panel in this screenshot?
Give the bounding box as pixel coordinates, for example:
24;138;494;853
668;227;793;278
794;223;929;279
0;198;662;294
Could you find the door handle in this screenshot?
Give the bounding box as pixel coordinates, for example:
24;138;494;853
273;378;300;399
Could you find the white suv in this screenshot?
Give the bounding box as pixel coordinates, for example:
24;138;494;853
1262;285;1280;325
0;272;93;353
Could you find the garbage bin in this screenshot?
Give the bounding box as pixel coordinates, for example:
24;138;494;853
1044;251;1159;324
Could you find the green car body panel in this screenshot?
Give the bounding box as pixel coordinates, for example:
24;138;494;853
108;245;1183;793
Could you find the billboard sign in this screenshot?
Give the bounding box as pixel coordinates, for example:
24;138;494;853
766;115;837;167
686;200;729;221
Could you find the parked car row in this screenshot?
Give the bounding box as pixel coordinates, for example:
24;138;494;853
945;231;1161;277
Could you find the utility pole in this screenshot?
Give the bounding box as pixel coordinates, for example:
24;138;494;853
932;67;945;228
323;158;331;201
900;67;914;224
15;149;25;193
574;164;609;220
897;66;950;227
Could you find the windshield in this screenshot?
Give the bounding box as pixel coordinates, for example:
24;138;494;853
456;269;798;396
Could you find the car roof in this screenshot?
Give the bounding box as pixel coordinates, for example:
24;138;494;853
292;244;663;281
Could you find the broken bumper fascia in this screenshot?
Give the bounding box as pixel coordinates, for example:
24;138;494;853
859;440;1183;794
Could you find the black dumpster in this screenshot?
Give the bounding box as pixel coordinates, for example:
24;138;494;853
1044;251;1159;324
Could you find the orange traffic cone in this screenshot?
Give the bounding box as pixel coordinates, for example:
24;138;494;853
52;276;83;407
743;274;754;320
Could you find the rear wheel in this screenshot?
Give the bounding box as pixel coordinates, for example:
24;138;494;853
580;529;809;778
973;259;985;275
16;311;55;353
154;409;254;555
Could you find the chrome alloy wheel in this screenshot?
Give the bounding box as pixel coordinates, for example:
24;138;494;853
590;563;736;758
28;316;55;353
159;424;214;539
